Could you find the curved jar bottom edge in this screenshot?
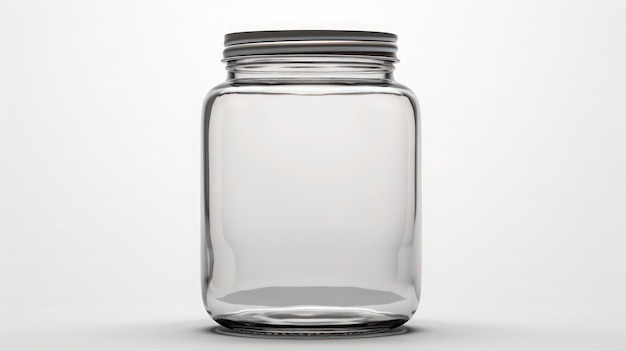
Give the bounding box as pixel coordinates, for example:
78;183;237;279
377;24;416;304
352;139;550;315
211;308;413;336
204;287;419;336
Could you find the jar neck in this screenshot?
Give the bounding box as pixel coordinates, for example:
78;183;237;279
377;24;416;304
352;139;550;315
224;55;396;82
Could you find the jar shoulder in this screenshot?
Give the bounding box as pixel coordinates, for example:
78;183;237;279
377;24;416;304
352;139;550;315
204;80;418;101
202;80;419;122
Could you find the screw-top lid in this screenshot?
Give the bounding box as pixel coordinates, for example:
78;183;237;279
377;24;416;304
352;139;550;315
223;30;398;60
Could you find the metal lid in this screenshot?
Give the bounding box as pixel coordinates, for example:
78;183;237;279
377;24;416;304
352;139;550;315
223;30;398;59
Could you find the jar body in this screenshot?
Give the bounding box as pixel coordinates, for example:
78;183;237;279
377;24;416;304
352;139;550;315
202;81;420;335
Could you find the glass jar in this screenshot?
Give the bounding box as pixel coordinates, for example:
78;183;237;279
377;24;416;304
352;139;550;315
202;30;420;336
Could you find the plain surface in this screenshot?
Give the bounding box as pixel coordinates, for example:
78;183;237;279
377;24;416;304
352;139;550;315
1;0;625;349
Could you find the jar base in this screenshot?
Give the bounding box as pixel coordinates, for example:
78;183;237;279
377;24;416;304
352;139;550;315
213;309;409;337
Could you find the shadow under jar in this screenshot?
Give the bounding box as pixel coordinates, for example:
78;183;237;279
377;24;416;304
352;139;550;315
202;30;421;336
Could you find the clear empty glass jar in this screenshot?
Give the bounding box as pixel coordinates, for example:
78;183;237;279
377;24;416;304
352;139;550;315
201;30;420;336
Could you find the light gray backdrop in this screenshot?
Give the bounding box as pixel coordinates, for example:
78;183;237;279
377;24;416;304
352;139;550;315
1;0;625;349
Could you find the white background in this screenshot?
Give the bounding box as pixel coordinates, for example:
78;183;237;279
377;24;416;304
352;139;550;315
1;0;625;349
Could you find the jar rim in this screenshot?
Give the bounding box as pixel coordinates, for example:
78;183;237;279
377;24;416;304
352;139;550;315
223;30;398;60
